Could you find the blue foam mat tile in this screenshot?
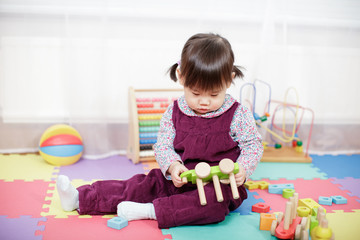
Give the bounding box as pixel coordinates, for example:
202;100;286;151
311;154;360;179
162;212;276;240
232;190;265;215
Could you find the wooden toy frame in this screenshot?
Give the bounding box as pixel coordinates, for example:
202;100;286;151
127;87;183;164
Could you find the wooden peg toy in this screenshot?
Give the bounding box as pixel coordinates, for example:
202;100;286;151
180;158;240;206
270;192;302;239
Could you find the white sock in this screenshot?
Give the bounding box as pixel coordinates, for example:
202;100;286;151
117;201;156;221
57;175;79;211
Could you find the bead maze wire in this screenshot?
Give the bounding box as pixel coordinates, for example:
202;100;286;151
239;80;314;162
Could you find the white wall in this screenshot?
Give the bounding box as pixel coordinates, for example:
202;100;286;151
1;0;360;124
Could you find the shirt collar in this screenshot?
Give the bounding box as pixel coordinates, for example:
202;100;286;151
177;94;236;118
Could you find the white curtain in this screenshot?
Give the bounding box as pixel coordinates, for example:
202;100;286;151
1;0;360;157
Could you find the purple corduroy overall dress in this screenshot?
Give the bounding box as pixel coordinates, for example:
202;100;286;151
77;100;247;228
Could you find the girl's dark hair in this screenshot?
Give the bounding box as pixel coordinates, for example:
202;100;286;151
168;33;244;91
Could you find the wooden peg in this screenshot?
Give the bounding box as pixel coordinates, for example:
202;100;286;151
219;158;239;199
212;174;224;202
284;201;293;230
181;177;188;183
195;162;211;206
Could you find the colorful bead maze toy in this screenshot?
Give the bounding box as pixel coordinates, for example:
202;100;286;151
180;158;240;206
127;87;183;163
239;80;314;163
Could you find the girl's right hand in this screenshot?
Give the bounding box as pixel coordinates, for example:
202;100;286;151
167;161;189;188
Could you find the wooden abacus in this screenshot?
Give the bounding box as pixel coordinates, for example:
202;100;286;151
127;87;183;164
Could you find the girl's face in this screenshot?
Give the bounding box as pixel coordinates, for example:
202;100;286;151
182;83;230;115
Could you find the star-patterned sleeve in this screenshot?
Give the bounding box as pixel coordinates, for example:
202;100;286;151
153;102;182;179
230;104;263;179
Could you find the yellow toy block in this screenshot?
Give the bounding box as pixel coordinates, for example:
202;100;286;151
260;213;277;231
258;181;270;189
297;206;311;217
299;198;324;213
244;180;270;190
244;181;259;190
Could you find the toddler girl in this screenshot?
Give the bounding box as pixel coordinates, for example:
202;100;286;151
57;33;263;228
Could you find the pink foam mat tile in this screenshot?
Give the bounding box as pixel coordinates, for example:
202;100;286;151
41;216;172;240
0;180;54;218
251;178;360;213
330;177;360;199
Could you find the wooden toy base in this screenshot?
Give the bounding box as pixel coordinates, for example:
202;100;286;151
261;146;312;163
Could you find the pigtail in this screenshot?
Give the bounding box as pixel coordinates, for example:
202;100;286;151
167;63;179;82
233;65;245;79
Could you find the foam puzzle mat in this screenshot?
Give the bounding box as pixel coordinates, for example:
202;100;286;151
0;153;359;240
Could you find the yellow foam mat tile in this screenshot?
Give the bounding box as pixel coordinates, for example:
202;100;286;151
41;179;115;219
326;209;360;239
0;154;59;181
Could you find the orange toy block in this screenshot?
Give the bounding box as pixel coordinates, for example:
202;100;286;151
260;213;277;231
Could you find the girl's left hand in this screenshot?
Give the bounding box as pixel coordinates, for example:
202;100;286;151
234;164;246;187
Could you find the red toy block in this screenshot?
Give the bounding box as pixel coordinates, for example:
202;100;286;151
252;203;270;213
275;216;302;239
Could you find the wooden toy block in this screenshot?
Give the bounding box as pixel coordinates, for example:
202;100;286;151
310;215;318;233
107;217;128;230
297;206;311;217
260;213;277;231
298;198;323;213
311;219;333;240
331;195;347;204
294;217;309;240
318;196;332;206
180;159;240;205
258;181;270;189
311;205;326;216
270;192;309;239
310;206;326;232
244;181;259;190
268;183;294;194
282;188;295;199
252;203;270;213
275;213;301;239
244;180;270;190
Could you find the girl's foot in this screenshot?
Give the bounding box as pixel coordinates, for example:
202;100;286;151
57;175;79;211
117;201;156;221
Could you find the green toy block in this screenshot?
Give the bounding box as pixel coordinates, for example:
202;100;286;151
310;215;319;232
180;162;239;184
